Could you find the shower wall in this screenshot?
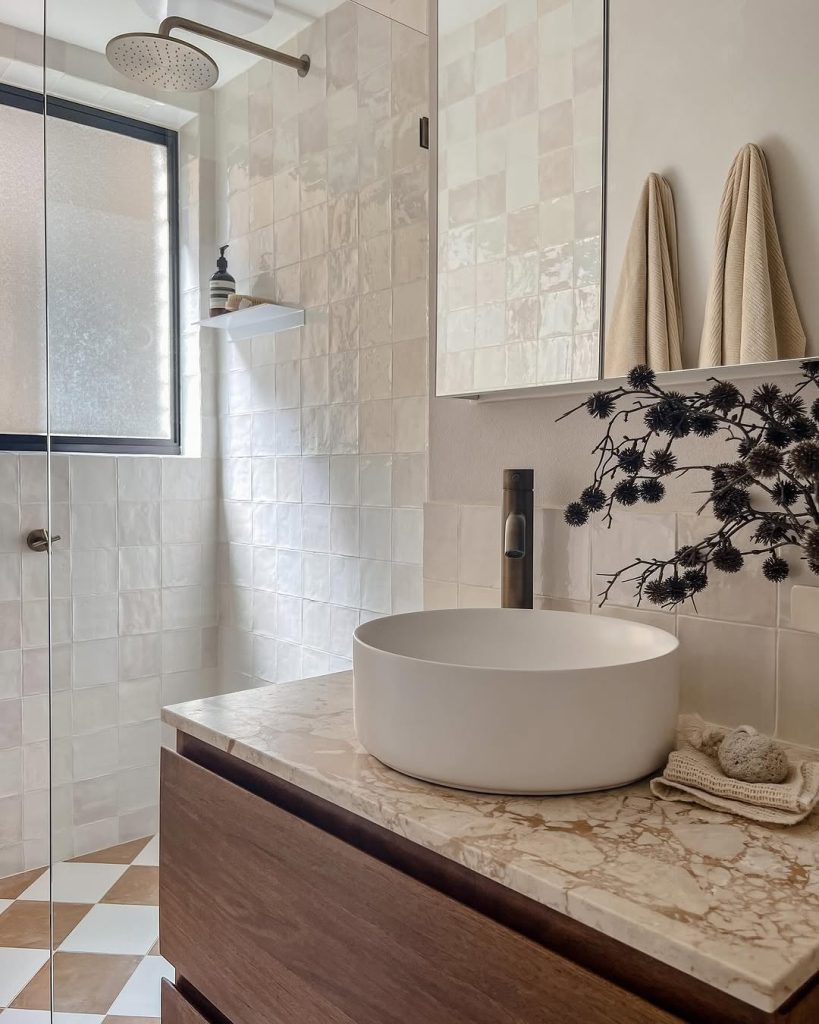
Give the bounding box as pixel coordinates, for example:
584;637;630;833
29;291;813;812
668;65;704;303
213;1;430;688
0;114;218;878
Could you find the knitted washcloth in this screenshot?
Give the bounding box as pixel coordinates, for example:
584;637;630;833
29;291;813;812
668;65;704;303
650;717;819;825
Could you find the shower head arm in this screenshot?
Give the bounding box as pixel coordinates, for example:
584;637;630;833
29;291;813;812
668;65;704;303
158;15;310;76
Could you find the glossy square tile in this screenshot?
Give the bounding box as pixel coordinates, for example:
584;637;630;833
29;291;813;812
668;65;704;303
776;629;819;748
0;947;51;1006
0;902;91;949
105;956;174;1018
19;864;128;905
677;617;776;732
59;905;159;956
131;837;158;868
13;952;142;1014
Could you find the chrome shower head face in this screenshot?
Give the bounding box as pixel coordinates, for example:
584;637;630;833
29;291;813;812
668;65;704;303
106;32;219;92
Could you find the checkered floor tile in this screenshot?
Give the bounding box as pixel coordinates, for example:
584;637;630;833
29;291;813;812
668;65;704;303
0;836;172;1020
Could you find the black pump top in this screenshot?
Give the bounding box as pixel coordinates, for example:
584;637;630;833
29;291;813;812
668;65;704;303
217;244;229;272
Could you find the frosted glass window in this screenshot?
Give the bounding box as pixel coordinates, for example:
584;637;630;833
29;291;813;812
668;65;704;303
0;102;47;434
0;90;178;448
47;115;175;440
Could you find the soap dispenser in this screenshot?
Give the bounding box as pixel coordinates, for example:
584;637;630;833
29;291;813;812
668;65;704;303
209;244;236;317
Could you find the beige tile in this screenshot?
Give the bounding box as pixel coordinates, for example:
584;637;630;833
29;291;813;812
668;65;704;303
778;548;819;629
423;504;459;583
591;512;676;611
423;579;458;610
593;604;677;635
14;951;142;1013
0;868;47;900
536;508;590;601
100;866;159;907
458;584;501;609
69;837;152;865
677;617;776;731
353;0;427;34
0;901;91;948
458;505;501;589
677;515;776;627
536;597;590;615
103;1017;157;1024
776;630;819;748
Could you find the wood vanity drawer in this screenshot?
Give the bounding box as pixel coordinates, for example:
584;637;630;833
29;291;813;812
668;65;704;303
160;981;211;1024
160;748;683;1024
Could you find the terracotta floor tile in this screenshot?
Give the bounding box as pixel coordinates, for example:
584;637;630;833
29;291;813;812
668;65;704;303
0;901;92;948
0;869;47;900
100;868;158;908
69;838;153;866
103;1017;158;1024
11;952;143;1013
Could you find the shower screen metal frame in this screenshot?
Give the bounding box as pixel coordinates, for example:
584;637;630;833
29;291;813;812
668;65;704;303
0;82;181;455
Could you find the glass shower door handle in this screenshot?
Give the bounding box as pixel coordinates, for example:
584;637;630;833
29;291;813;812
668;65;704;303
26;527;61;552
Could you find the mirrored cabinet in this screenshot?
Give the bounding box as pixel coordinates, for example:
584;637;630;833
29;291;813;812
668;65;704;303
433;0;819;399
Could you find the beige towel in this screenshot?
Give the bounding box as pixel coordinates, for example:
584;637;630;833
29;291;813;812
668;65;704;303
651;720;819;826
605;173;683;378
699;144;806;367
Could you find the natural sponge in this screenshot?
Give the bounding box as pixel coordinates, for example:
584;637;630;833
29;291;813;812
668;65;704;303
718;726;790;784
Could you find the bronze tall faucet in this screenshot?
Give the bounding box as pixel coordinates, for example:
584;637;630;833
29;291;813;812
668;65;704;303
502;470;534;609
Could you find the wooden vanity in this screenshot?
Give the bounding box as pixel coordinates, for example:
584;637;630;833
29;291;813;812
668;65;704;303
159;674;819;1024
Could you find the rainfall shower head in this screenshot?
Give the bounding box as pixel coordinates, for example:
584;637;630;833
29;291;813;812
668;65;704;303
107;32;219;91
106;16;310;93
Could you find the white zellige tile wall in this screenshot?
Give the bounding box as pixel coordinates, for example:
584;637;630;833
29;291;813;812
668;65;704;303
424;503;819;749
214;2;430;690
0;453;218;878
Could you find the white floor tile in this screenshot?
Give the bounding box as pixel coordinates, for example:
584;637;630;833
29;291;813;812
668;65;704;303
0;898;12;915
0;947;50;1005
18;863;128;903
131;835;159;867
106;955;174;1017
59;904;159;955
1;1011;105;1024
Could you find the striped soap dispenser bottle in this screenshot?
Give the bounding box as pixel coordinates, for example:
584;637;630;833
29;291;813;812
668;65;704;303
209;244;236;317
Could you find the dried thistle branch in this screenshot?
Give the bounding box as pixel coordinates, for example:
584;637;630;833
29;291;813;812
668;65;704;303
563;362;819;608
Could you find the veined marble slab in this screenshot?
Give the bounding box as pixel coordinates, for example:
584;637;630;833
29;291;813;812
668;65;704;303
163;672;819;1013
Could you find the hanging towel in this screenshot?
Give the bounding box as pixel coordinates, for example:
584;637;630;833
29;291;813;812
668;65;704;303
699;143;806;367
605;173;684;379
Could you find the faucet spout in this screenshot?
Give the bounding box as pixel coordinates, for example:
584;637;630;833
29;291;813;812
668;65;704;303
504;513;526;559
501;470;534;609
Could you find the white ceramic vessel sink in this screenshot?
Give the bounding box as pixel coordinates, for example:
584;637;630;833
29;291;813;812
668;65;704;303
353;609;679;795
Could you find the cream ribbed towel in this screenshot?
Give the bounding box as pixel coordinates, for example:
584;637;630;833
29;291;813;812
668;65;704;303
604;173;683;379
699;144;806;367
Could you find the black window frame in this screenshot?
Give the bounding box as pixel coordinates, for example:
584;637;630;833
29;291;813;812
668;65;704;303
0;82;181;456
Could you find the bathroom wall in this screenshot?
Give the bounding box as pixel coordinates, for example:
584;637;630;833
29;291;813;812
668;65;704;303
425;0;819;747
426;371;819;749
213;1;430;689
0;114;219;878
607;0;819;367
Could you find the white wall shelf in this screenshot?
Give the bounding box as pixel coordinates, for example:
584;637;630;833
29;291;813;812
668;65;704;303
195;303;305;340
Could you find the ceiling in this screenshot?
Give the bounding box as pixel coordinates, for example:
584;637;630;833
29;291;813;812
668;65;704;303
0;0;342;87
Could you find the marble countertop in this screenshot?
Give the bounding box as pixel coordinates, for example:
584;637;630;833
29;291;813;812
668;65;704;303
163;672;819;1013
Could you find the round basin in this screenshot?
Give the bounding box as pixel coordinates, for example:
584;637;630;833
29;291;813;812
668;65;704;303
353;609;679;795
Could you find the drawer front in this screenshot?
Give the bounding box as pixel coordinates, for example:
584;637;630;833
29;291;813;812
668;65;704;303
161;981;210;1024
160;748;682;1024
